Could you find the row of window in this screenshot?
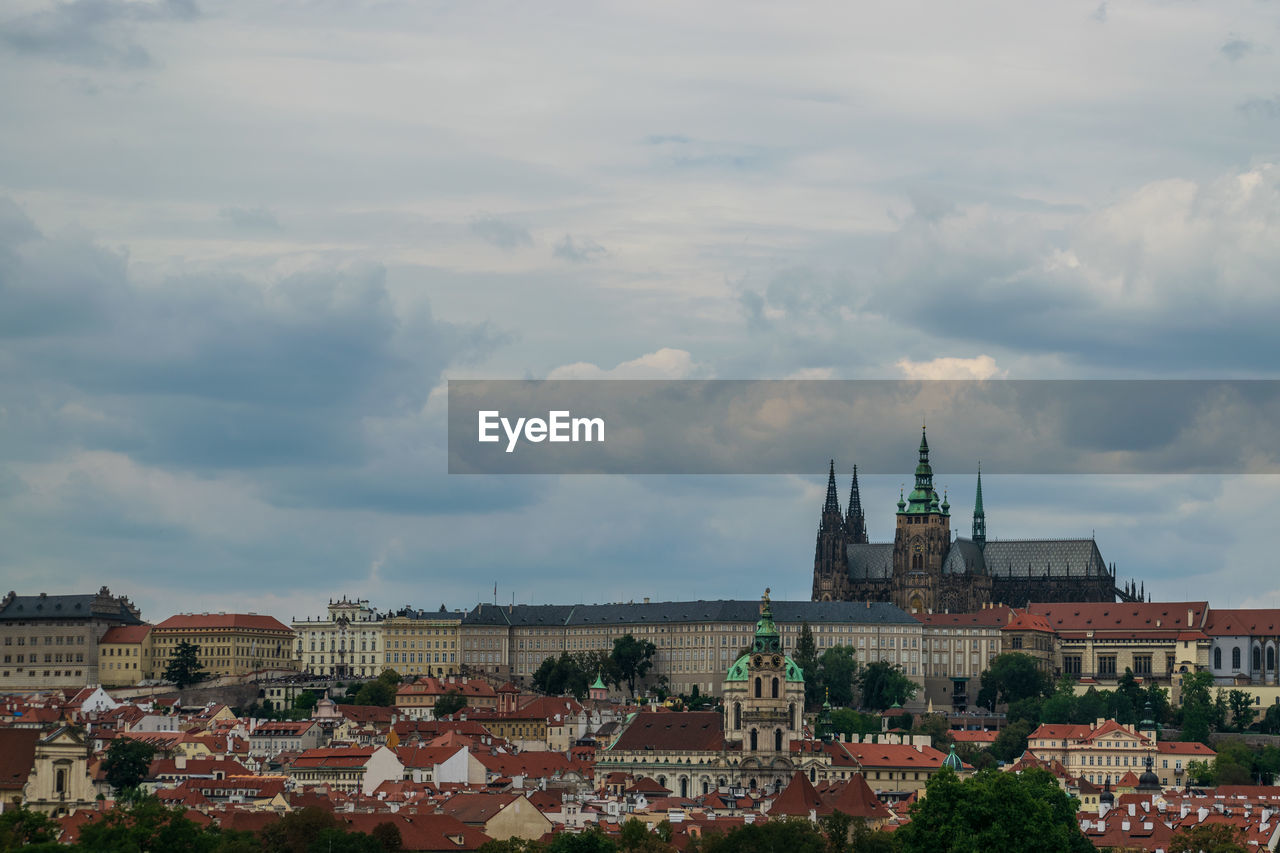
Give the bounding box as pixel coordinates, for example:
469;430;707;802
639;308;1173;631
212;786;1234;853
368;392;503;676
2;653;85;663
1214;646;1276;672
1;635;85;646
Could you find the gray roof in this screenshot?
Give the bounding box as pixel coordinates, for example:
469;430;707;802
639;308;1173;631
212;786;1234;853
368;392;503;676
462;599;915;627
845;543;894;580
0;593;143;624
983;539;1109;578
942;539;986;575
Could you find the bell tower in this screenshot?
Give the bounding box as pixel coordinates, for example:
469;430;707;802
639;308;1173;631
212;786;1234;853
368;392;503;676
892;425;951;614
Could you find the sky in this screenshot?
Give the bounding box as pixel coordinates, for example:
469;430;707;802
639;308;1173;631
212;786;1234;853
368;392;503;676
2;0;1280;623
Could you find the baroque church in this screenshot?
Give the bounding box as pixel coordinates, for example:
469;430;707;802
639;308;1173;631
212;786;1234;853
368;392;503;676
812;427;1135;614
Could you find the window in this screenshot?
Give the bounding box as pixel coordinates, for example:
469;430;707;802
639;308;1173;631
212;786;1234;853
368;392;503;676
1063;656;1082;676
1133;655;1152;676
1214;647;1223;669
1098;656;1117;677
1233;648;1241;670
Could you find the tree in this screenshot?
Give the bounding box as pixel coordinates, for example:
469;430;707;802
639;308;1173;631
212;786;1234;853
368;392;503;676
701;816;827;853
913;714;953;751
819;646;860;707
856;661;917;711
988;719;1032;765
1076;687;1107;725
620;817;669;853
0;806;59;849
611;634;658;696
794;623;821;709
163;640;207;689
829;708;881;740
102;738;157;794
292;691;318;714
895;767;1093;853
1226;689;1257;732
1168;823;1249;853
546;826;617;853
353;669;402;707
1179;671;1217;745
976;653;1050;710
434;690;467;719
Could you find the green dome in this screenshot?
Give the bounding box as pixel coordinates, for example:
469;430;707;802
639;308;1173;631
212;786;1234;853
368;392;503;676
725;653;805;684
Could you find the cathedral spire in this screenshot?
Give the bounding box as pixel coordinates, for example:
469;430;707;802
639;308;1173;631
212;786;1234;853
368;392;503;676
823;459;841;516
972;462;986;546
846;465;867;543
903;425;938;514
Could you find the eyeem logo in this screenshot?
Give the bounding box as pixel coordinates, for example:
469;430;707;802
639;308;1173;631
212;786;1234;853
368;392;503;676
478;410;605;453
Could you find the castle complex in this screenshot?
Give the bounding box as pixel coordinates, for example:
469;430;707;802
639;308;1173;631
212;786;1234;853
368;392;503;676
812;427;1134;614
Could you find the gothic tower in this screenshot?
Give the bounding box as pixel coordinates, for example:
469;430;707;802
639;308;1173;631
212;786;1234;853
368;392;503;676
892;426;951;614
972;463;986;547
846;465;868;544
812;460;850;601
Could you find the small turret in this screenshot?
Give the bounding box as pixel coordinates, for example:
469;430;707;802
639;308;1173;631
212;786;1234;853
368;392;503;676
972;463;986;547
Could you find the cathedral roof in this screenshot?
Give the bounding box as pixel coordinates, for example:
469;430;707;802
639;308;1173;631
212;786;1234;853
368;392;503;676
845;543;893;580
982;538;1108;578
941;538;986;575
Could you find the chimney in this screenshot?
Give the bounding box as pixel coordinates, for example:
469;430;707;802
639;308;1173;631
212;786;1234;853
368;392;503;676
1187;609;1194;627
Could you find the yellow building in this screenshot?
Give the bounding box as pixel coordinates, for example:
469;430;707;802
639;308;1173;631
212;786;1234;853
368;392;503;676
0;726;98;817
99;625;154;687
1027;718;1216;788
153;613;297;678
383;607;462;678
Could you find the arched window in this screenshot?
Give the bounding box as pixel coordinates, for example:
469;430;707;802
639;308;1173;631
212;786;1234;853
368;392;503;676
702;780;710;795
810;767;816;782
1269;647;1276;672
755;677;762;698
734;702;742;729
1254;646;1263;672
55;768;67;795
680;777;688;798
1214;648;1222;669
749;778;758;790
749;729;758;751
775;728;783;751
772;677;779;698
1233;647;1242;670
789;702;796;730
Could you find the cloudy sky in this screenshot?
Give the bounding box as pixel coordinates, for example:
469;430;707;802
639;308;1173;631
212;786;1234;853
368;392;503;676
2;0;1280;623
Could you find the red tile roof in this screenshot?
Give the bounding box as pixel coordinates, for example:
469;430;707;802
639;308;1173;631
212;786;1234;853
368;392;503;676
609;711;726;753
100;625;152;644
769;771;824;817
155;613;292;632
0;729;39;790
1205;608;1280;637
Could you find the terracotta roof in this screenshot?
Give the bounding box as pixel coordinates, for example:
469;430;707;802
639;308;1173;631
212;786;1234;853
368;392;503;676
1027;602;1208;636
950;730;998;743
155;613;293;632
822;774;892;820
439;792;521;824
100;624;152;644
1157;741;1215;756
609;711;726;753
1002;611;1053;633
1205;608;1280;637
0;729;39;790
291;746;380;768
769;771;824;817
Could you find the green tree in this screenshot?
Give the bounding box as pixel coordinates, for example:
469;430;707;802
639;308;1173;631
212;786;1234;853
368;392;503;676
476;840;545;853
1179;670;1216;745
976;653;1050;711
1168;823;1249;853
435;690;468;719
102;738;157;794
1116;669;1145;717
895;767;1092;853
1211;739;1259;786
988;719;1032;765
829;708;882;740
856;661;917;711
292;692;318;714
1006;697;1043;726
76;795;226;852
1259;703;1280;734
701;817;827;853
619;817;669;853
611;634;658;697
1226;690;1257;732
546;827;618;853
1075;687;1108;725
163;640;208;689
794;622;821;709
913;714;953;751
1186;759;1214;786
819;646;860;708
0;806;59;849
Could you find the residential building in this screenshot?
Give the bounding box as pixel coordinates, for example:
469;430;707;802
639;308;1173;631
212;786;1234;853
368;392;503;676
152;613;297;678
1027;718;1216;788
98;625;154;687
0;588;144;691
395;676;498;719
286;745;403;795
382;606;462;678
248;720;324;757
291;597;384;679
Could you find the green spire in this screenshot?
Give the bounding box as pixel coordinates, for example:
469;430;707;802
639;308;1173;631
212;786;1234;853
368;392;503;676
752;588;781;654
943;742;963;770
902;425;940;514
591;672;606;690
972;462;986;546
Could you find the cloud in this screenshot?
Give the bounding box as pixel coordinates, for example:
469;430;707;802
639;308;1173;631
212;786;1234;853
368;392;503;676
546;347;704;380
1221;37;1255;63
896;355;1006;380
553;234;607;264
1240;97;1280;120
469;215;533;250
219;206;281;230
0;0;199;68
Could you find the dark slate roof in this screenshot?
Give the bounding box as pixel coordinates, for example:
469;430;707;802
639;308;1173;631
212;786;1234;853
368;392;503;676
942;538;986;575
0;593;142;624
845;543;894;580
983;539;1108;578
609;711;726;752
462;600;915;627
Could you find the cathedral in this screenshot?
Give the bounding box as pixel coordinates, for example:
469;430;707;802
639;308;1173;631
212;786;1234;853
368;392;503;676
812;427;1131;613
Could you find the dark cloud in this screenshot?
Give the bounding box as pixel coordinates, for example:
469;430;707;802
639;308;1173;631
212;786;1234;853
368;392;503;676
469;215;532;250
0;0;199;68
1240;96;1280;119
553;234;607;263
1221;37;1255;63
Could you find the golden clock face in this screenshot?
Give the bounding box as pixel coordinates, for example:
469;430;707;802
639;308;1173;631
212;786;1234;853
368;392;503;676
772;654;783;668
752;655;763;668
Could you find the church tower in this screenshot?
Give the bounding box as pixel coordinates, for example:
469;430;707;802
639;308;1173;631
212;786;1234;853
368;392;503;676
892;426;951;614
722;590;804;766
972;463;986;547
812;461;850;601
846;465;868;544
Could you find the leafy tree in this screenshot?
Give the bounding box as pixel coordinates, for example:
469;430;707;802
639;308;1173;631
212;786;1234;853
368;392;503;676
794;623;821;708
163;640;207;689
1186;759;1214;786
533;652;595;699
856;661;917;711
292;692;318;713
988;719;1032;765
1075;687;1107;725
0;806;59;849
1145;682;1172;726
895;767;1092;853
76;795;228;852
976;653;1050;711
1179;670;1217;745
619;817;669;853
954;742;997;771
1258;703;1280;734
1226;690;1257;732
913;714;953;751
352;669;402;707
546;826;618;853
476;840;545;853
102;738;157;794
1006;697;1043;726
434;690;468;719
819;646;860;707
701;816;827;853
1211;739;1260;786
611;634;658;697
829;708;881;740
1257;745;1280;785
1116;669;1145;717
1039;680;1077;725
1168;823;1249;853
